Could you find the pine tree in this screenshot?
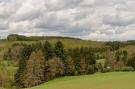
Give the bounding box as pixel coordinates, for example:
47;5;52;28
55;41;65;60
15;45;33;88
43;41;53;60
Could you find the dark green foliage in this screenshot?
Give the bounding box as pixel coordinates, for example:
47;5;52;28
115;50;128;64
43;41;54;60
15;44;34;87
106;41;125;51
54;41;66;60
15;55;27;88
127;56;135;70
68;47;96;75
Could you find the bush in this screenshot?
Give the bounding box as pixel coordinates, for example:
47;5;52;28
121;67;134;71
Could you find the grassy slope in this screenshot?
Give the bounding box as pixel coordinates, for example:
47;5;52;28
0;38;105;49
26;72;135;89
45;39;105;48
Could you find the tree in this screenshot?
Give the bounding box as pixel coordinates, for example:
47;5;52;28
115;51;121;62
78;59;87;75
15;45;32;88
104;50;116;70
122;50;128;64
43;41;53;60
127;56;135;70
45;57;65;81
23;50;45;88
55;41;65;60
65;57;75;76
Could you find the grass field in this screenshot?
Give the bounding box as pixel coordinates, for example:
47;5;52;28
26;72;135;89
0;38;105;49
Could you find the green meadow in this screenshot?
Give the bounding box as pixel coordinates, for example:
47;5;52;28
27;72;135;89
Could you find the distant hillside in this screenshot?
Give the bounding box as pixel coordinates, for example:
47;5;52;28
6;34;105;48
7;34;81;41
4;34;135;49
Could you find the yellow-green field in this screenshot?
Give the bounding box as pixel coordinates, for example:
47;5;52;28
26;72;135;89
0;38;105;49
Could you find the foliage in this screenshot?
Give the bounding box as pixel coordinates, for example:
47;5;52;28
127;56;135;70
14;41;97;88
23;50;45;88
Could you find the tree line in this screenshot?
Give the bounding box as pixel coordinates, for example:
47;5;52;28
7;34;81;41
3;41;135;88
5;41;96;88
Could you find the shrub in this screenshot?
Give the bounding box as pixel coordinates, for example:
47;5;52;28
121;67;134;71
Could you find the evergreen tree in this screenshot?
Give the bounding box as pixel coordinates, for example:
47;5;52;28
43;41;53;60
55;41;65;60
15;45;34;88
122;50;128;64
127;56;135;70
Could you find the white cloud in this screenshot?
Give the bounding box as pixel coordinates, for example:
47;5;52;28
0;0;135;41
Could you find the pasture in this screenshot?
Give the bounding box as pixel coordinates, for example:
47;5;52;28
26;72;135;89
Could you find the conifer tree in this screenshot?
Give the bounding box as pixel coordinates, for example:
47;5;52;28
55;41;65;60
43;41;53;60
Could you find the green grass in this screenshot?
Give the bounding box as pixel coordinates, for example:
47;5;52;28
0;38;105;50
45;39;105;48
26;72;135;89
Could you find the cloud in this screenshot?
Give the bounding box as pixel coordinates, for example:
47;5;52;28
0;0;135;41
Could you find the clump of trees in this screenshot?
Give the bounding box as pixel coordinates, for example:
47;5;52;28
4;40;135;88
104;49;134;72
9;41;97;88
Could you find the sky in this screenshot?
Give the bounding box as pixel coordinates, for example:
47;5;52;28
0;0;135;41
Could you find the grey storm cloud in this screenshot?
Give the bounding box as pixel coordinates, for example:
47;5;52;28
0;0;135;41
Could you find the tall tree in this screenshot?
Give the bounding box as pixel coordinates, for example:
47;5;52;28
55;41;65;60
15;45;33;88
23;50;45;88
65;57;75;76
127;56;135;70
43;41;53;60
45;57;65;81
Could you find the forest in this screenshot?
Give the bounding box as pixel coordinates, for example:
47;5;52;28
0;34;135;88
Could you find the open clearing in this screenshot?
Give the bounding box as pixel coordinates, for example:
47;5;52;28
26;72;135;89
